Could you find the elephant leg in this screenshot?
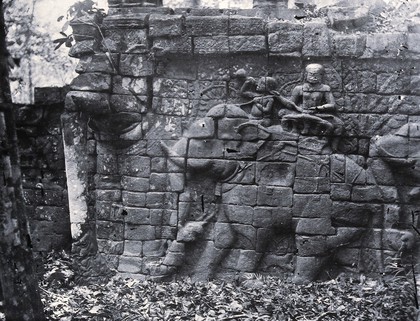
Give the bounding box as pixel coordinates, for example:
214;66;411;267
293;256;329;284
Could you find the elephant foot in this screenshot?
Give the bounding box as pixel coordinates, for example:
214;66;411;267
292;256;328;284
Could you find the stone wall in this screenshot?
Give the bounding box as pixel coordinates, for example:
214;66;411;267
17;87;71;255
64;4;420;283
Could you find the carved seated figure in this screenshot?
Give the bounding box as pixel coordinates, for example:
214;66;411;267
240;75;300;127
282;64;343;139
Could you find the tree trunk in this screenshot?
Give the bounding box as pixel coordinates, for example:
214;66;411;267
0;0;46;319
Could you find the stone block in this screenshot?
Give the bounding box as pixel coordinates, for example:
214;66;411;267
118;256;142;273
94;174;121;189
156;58;197;80
217;118;245;140
122;191;146;207
293;177;331;194
70;73;111;92
257;186;293;207
383;204;400;228
185;117;215;138
295;218;335;235
169;173;185;192
65;91;111;114
253;207;292;228
330;154;345;183
110;94;147;113
293;194;332;218
377;73;411;94
68;40;98;58
125;224;156;240
158;226;177;239
125;207;150;225
237;250;258;272
95;190;121;202
302;22;331;57
146;192;177;210
119;155;151;177
113;76;147;95
153;36;193;56
119;54;154;77
296;235;327;256
268;22;303;55
232;224;256;250
153;78;188;99
187;139;224;158
194;36;229;54
97;239;124;255
229;36;266;53
407;33;420;56
34;206;68;222
186;16;228;36
256;162;295;187
149;14;184;37
363;33;407;58
331;202;382;227
333;33;366;57
222;184;257;206
145;115;182;140
409;76;420;95
296;155;330;178
257;141;298;163
121;176;149;192
229;16;264;35
150;173;169;191
97;153;118;175
350;185;383;202
152;98;191;117
123;240;143;256
298;137;331;155
96;221;124;241
214;222;234;249
143;240;166;256
220;205;253;225
76;53;119;74
330;183;352;201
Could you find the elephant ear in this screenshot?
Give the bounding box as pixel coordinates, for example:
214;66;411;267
236;122;271;141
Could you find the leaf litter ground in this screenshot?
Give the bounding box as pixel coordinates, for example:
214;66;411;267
35;252;419;321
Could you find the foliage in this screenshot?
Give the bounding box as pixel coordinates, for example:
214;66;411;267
53;0;106;50
37;252;419;321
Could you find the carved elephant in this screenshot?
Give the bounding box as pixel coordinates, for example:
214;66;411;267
153;103;417;282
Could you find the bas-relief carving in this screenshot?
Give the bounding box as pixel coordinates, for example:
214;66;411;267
152;64;418;283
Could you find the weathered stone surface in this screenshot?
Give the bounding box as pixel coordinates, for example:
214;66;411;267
122;191;146;207
293;194;332;218
222;184;257;206
119;156;151;177
330;183;352;201
121;176;149;192
125;207;150;225
153;36;193;56
194;36;230;54
76;53;119;74
253;207;292;228
146;192;177;210
97;153;118;175
377;72;411;94
257;186;293;207
65;91;111;114
332;202;382;227
186;16;229;36
152;98;191;116
68;40;98;58
113;76;147;95
97;239;124;255
295;218;335;235
268;22;303;55
220;205;253;225
110;94;147;113
70;73;112;92
94;175;121;189
96;221;124;241
145;115;182;139
188;139;224;158
153;78;188;99
123;240;143;256
296;235;327;256
296;155;330;178
293;177;331;194
119;54;154;77
229;16;264;35
185;117;215;138
118;256;142;273
125;224;156;240
256;163;295;187
229;36;266;53
302;22;331;57
96;190;121;201
149;14;184;37
363;33;407;58
333;34;366;57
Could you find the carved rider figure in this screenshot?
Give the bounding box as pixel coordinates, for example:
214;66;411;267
290;63;336;114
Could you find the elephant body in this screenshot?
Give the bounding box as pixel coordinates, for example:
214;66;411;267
154;103;418;282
